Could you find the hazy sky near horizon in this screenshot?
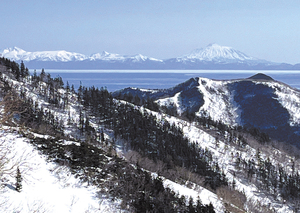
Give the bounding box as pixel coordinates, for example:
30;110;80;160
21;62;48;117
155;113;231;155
1;0;300;64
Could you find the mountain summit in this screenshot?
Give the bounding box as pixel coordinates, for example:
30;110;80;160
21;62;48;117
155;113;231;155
176;43;266;64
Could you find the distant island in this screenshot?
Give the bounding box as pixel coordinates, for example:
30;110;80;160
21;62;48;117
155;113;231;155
1;44;300;70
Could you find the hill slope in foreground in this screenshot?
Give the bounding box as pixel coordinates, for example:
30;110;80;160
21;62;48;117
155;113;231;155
1;58;300;212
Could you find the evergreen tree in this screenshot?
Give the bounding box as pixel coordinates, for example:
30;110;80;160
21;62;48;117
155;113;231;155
15;167;22;192
40;68;46;82
20;60;25;78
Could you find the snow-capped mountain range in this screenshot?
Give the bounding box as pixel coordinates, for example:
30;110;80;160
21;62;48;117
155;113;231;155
0;47;162;63
1;44;298;69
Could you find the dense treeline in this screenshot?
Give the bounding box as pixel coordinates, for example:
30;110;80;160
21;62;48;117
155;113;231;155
0;57;29;80
115;92;160;112
80;86;228;190
111;104;227;189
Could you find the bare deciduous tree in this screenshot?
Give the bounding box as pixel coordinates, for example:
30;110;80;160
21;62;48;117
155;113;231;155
216;186;246;213
0;90;27;126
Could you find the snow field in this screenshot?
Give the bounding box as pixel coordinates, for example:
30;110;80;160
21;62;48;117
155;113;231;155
0;130;123;213
162;178;225;213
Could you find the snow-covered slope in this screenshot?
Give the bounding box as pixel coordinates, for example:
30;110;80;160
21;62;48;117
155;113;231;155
0;130;121;213
115;74;300;147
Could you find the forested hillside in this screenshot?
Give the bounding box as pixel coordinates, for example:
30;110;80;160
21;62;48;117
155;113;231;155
1;58;300;212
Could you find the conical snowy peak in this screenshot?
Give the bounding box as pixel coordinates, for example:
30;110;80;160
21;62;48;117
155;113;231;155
178;43;262;63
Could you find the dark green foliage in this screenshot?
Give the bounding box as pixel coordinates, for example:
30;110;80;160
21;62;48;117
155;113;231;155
101;102;227;190
20;61;29;78
78;83;227;190
0;58;29;80
195;115;270;146
15;167;22;192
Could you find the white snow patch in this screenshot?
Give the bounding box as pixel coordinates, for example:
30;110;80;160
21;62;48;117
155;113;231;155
197;78;238;125
163;179;225;213
0;131;122;213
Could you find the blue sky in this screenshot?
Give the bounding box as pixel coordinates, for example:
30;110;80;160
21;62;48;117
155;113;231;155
1;0;300;64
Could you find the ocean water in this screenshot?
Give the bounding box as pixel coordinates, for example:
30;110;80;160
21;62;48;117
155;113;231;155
36;70;300;92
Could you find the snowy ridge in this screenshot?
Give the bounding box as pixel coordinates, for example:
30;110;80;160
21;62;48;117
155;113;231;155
156;77;239;124
0;47;162;63
118;73;300;149
156;92;182;113
153;76;300;136
1;47;87;62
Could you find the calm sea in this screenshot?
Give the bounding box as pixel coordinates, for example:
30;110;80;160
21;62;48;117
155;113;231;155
34;70;300;92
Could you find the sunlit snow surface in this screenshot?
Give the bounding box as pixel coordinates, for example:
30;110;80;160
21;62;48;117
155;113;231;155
162;179;225;212
0;130;122;213
1;47;162;63
196;78;239;125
